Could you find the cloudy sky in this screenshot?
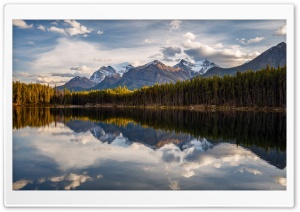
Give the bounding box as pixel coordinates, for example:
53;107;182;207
13;19;286;86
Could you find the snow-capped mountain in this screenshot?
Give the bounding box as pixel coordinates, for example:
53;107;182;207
193;59;219;75
174;59;218;75
136;60;180;72
111;62;133;76
89;63;133;84
90;66;117;83
112;60;191;89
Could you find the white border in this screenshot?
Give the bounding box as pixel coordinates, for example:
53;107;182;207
4;4;294;207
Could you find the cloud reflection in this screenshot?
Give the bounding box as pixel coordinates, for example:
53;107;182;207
13;180;32;190
274;176;286;187
64;173;91;190
237;167;262;175
13;120;286;190
168;180;180;190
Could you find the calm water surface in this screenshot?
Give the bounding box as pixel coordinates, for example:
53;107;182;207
13;107;286;190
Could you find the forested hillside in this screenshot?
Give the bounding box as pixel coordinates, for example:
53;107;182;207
13;66;286;108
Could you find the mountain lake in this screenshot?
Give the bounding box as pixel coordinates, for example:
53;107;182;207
13;107;286;190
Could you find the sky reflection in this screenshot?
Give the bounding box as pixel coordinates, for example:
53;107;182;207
13;118;286;190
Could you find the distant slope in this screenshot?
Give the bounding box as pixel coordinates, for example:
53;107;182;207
203;42;286;77
57;76;96;91
90;74;121;90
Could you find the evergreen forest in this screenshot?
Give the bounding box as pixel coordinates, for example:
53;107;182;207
13;66;286;108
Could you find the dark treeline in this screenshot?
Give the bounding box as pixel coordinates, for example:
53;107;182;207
13;107;286;151
13;66;286;108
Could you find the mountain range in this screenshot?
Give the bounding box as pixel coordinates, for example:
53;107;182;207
64;118;286;170
58;42;286;91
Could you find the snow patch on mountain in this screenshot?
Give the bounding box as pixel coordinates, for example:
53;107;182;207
111;62;133;76
182;138;213;151
193;60;218;75
175;59;218;75
110;133;130;147
90;66;117;83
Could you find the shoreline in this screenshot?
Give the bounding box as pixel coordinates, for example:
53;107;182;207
13;104;286;112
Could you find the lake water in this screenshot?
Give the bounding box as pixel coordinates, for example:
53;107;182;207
13;107;286;190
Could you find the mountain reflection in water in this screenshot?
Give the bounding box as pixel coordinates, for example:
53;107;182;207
13;107;286;190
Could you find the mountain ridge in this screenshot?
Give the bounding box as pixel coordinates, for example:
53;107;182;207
109;60;192;89
174;59;218;75
58;42;286;91
203;42;286;77
57;76;96;91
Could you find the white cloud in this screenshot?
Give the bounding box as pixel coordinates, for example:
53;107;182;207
274;25;286;36
144;39;155;44
274;176;286;187
13;180;32;190
237;37;264;44
74;65;93;75
247;37;265;44
237;167;262;175
47;20;92;37
97;30;104;35
131;61;140;67
13;72;32;77
27;41;36;45
64;173;91;190
93;58;112;62
183;32;196;40
36;75;69;85
37;24;46;31
237;38;246;44
213;43;223;48
231;44;241;49
13;20;33;29
49;173;92;190
51;21;58;25
170;20;181;31
183;40;260;67
47;26;67;35
29;38;160;85
169;180;180;190
64;20;92;36
50;175;65;182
